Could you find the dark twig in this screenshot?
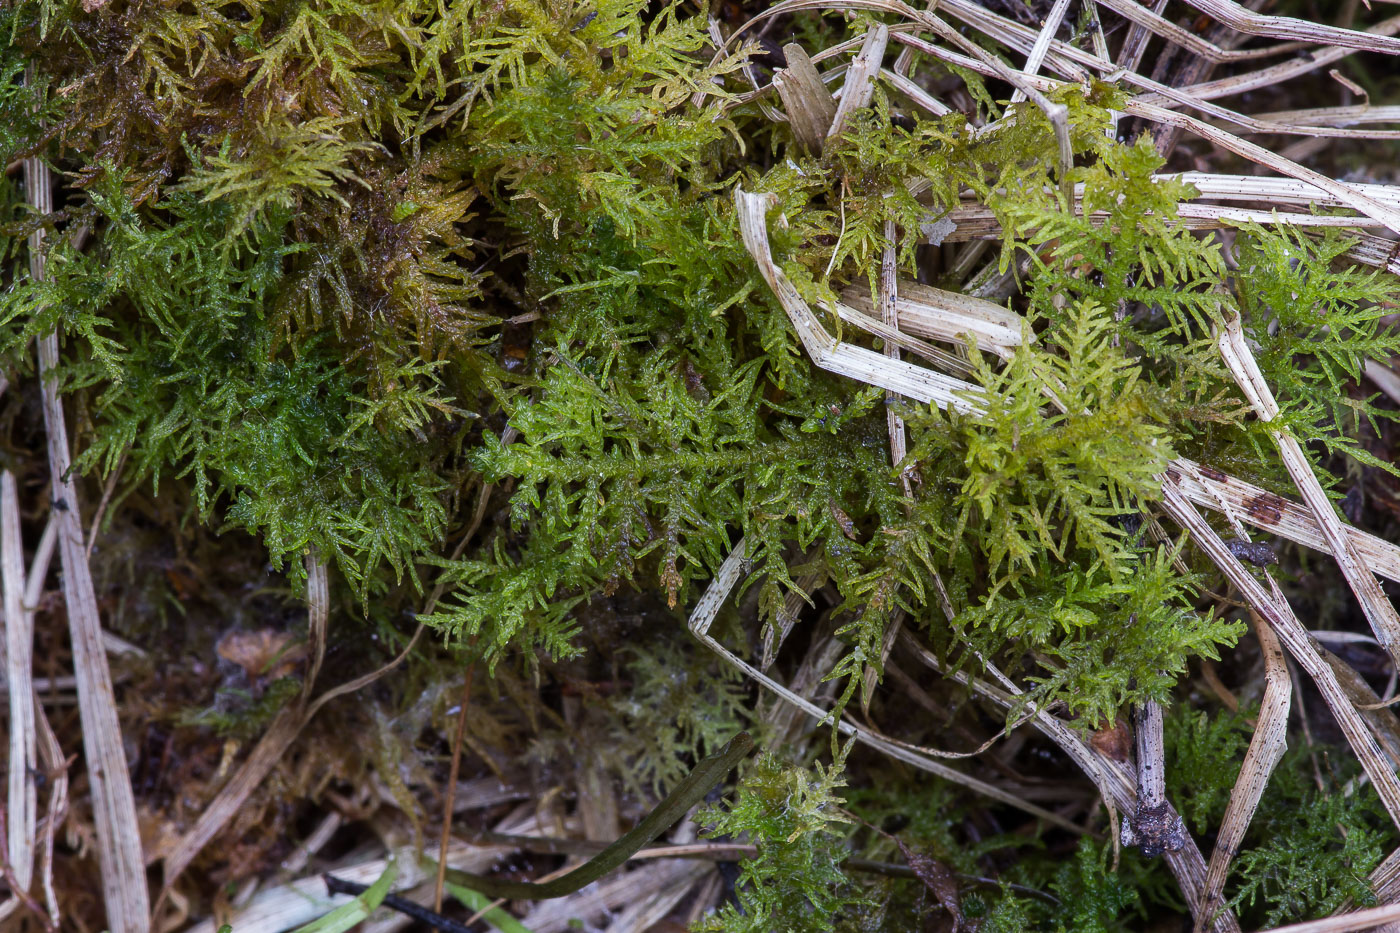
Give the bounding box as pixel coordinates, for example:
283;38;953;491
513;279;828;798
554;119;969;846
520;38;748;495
1121;695;1188;858
324;874;480;933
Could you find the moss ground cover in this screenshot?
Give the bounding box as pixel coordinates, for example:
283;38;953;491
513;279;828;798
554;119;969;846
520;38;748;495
5;0;1400;929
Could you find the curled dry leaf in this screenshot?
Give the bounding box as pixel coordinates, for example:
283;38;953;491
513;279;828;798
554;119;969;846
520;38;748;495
217;630;308;682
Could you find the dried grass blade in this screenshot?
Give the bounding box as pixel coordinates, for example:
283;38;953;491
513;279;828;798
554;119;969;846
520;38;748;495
773;43;835;152
3;471;37;898
689;540;1084;833
840;281;1027;354
734;187;985;413
1175;172;1400;211
1204;611;1291;913
827;25;888;140
1012;0;1073;94
26;155;151;933
1216;316;1400;672
1256;902;1400;932
1178;0;1400;52
899;634;1239;932
32;698;66;928
1165;459;1400;582
1159;483;1400;831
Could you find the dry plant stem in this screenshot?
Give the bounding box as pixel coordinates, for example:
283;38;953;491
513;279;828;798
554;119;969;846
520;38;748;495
1121;698;1188;857
1216;316;1400;673
32;700;66;928
689;538;1084;833
1205;610;1291;913
0;807;54;933
2;471;36;902
861;224;910;713
1010;0;1073;102
773;43;835;153
1178;0;1400;52
897;633;1238;932
827;25;887;140
1320;649;1400;764
433;634;480;913
1161;459;1400;583
85;450;125;557
735;188;986;414
27;155;151;933
1260;902;1400;933
1093;0;1302;63
1159;483;1400;832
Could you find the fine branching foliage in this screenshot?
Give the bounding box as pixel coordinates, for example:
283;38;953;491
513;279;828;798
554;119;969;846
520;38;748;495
696;748;863;933
7;0;1400;928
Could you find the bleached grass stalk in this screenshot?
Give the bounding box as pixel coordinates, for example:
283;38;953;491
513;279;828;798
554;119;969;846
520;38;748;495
2;471;36;921
1257;901;1400;933
827;25;887;140
735;187;986;414
27;151;151;933
1160;484;1400;832
1217;316;1400;673
1009;0;1073;102
1204;611;1291;913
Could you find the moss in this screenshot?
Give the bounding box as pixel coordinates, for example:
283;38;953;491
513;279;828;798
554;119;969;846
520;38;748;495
6;0;1400;928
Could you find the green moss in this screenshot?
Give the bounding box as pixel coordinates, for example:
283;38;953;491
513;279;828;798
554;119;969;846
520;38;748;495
6;0;1400;927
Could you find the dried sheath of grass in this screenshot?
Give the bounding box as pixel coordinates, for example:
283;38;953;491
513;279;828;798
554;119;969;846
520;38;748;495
2;471;37;915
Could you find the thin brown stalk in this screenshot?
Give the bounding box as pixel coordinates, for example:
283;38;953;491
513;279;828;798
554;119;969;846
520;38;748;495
85;450;125;558
433;635;479;912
